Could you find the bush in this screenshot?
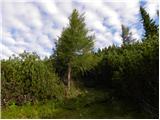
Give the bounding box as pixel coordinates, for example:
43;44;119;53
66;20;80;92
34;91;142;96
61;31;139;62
1;51;64;106
81;35;159;118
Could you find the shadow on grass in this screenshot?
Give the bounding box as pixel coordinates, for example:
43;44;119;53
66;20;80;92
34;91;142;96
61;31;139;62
1;89;150;119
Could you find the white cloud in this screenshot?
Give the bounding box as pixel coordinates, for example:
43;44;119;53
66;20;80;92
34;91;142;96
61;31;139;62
56;1;73;16
1;0;159;59
2;31;15;46
1;43;15;58
113;32;122;46
2;3;30;32
38;0;59;15
130;28;141;40
37;35;53;49
95;33;113;49
105;1;140;26
145;0;159;19
91;21;106;33
3;37;15;46
37;1;69;28
85;10;105;33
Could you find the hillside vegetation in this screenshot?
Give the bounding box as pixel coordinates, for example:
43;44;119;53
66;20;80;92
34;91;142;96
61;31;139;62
1;7;159;119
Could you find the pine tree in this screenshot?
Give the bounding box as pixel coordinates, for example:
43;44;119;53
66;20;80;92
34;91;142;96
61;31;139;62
140;6;158;38
54;9;94;93
121;24;135;45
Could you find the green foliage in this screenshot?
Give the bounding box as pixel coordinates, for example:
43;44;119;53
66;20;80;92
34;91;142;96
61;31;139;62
54;9;95;80
82;33;159;118
1;6;158;119
81;7;159;116
72;52;101;76
1;51;64;105
80;7;159;118
2;90;148;119
140;6;158;38
121;24;136;44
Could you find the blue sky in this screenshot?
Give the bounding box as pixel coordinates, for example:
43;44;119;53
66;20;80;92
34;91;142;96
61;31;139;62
1;0;159;59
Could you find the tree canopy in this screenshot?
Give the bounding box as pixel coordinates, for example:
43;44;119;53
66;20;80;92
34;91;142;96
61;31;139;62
54;9;97;91
140;6;158;38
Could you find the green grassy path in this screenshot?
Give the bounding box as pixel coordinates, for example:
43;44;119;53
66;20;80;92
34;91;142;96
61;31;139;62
1;90;148;119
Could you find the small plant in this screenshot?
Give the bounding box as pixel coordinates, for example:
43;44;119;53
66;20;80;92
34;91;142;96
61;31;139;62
9;102;17;110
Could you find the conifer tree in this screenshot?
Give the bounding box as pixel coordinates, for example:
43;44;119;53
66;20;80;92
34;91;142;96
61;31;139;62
54;9;94;92
121;24;135;44
140;6;158;38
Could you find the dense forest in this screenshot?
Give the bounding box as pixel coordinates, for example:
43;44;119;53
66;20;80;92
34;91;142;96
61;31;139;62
1;6;159;119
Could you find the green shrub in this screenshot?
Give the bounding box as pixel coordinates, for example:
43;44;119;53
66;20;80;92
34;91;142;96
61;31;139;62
1;51;64;105
81;35;159;118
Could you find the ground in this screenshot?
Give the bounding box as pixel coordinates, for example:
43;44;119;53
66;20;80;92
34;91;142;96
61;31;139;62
1;89;148;119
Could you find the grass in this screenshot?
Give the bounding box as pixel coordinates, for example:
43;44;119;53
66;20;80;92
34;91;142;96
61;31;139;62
1;89;149;119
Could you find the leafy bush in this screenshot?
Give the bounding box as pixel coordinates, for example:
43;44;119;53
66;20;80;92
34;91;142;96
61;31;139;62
1;51;64;105
81;34;158;118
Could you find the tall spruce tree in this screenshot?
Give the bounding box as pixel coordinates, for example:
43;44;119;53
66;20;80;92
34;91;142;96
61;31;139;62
54;9;94;92
140;6;158;38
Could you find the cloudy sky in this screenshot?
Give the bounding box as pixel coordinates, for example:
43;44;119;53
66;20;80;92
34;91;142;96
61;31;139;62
1;0;159;59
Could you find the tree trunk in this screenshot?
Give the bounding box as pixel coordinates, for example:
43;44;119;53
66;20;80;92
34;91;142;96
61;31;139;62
67;64;71;90
64;64;71;98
